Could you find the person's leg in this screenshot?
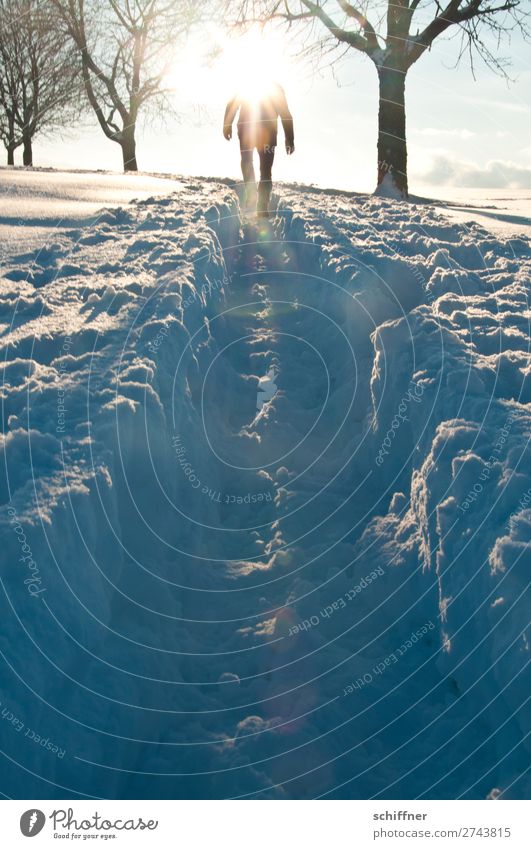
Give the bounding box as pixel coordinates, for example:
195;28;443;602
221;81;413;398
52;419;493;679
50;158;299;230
240;148;256;185
239;134;257;209
257;145;275;218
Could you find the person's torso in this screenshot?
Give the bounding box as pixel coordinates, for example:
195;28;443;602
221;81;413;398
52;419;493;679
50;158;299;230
237;88;283;144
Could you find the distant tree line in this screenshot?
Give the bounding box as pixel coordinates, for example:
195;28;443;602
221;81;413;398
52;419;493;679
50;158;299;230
0;0;199;169
0;0;80;166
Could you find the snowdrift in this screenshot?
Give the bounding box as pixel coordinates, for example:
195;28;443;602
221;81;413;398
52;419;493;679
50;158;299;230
0;178;529;799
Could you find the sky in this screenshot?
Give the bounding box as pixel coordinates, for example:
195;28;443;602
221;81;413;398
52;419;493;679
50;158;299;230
31;9;531;194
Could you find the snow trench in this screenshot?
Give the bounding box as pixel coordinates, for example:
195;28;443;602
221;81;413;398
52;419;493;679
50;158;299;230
0;180;529;799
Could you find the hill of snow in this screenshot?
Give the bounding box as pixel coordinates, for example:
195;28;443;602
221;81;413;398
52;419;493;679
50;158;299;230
0;175;529;800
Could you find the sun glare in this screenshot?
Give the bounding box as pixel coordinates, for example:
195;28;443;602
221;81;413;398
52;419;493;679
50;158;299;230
168;25;297;107
218;28;287;100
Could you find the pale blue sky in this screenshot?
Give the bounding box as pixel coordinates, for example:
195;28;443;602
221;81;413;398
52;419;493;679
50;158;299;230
35;17;531;193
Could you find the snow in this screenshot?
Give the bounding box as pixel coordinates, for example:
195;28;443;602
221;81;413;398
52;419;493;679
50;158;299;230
373;171;407;201
0;168;183;256
414;188;531;240
0;172;529;800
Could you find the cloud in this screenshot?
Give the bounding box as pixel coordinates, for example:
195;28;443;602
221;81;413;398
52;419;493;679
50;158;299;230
418;156;531;189
413;128;476;140
461;96;528;114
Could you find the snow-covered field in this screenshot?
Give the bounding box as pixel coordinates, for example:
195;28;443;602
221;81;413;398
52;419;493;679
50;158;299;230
416;187;531;240
0;169;182;256
0;171;529;800
1;169;529;256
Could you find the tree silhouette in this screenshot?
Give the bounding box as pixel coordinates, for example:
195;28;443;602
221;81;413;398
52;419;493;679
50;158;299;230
0;0;80;166
230;1;530;197
50;0;199;171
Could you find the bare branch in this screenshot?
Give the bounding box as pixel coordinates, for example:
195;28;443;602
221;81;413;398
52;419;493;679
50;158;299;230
336;0;380;50
407;0;521;66
298;0;371;53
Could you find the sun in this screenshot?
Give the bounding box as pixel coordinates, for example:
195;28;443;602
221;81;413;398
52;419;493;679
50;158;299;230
217;27;291;100
166;24;297;107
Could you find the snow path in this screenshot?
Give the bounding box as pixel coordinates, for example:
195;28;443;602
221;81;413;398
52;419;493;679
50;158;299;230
0;181;530;800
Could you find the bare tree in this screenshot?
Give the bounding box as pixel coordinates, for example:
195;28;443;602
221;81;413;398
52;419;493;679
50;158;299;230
229;1;530;198
50;0;199;171
0;54;21;164
0;0;81;166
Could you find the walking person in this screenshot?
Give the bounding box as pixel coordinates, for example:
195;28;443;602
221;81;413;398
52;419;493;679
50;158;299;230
223;82;295;219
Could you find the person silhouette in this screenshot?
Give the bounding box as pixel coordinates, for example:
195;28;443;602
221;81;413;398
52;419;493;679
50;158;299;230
223;81;294;219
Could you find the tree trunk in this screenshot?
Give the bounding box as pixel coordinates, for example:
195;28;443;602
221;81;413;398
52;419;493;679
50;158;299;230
7;117;17;165
121;123;138;172
23;132;33;167
375;65;408;199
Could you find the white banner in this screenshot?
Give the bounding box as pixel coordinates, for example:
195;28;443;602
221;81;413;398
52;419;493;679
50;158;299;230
1;800;528;848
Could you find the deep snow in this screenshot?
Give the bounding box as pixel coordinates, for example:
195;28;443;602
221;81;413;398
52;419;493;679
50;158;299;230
0;174;529;800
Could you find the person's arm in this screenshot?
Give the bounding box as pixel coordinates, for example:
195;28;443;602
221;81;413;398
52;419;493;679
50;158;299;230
223;96;239;140
276;86;294;154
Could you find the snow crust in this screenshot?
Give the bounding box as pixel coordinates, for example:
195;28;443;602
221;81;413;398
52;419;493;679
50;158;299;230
0;177;529;799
